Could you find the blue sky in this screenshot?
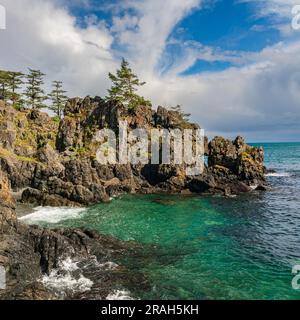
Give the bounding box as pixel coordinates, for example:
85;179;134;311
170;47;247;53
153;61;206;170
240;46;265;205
173;0;280;52
67;0;288;74
0;0;300;141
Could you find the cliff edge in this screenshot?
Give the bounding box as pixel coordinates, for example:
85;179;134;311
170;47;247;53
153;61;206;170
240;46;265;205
0;97;267;207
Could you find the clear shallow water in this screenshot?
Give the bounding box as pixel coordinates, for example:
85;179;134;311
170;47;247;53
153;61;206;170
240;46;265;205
23;143;300;300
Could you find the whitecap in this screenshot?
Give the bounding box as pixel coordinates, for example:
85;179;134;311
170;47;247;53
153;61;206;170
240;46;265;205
98;261;119;270
41;272;93;296
79;256;119;271
41;258;93;297
265;172;290;177
18;206;86;224
106;290;135;300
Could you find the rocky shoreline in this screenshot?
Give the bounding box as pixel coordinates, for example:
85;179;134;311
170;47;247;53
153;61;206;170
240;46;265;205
0;170;151;300
0;97;269;299
1;97;267;206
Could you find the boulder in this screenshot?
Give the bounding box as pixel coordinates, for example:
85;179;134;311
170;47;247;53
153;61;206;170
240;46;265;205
255;185;272;192
208;136;238;171
188;175;216;193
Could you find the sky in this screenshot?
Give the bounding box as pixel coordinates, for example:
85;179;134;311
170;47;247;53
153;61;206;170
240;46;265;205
0;0;300;142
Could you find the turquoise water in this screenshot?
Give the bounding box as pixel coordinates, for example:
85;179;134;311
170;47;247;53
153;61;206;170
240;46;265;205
33;143;300;299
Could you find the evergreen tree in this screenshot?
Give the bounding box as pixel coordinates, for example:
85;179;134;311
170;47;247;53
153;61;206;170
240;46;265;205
171;105;191;122
106;58;151;110
24;68;47;109
48;80;68;119
7;71;24;108
0;70;11;102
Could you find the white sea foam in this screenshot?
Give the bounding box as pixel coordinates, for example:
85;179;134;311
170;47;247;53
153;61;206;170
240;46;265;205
41;257;123;298
19;206;86;224
41;258;93;297
106;290;135;300
58;257;80;272
79;256;119;271
98;261;119;270
265;172;290;177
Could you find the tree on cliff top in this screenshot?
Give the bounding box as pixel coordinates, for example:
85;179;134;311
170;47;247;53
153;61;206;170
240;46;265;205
24;68;47;109
48;80;68;119
0;70;10;102
0;70;24;108
171;105;191;122
106;58;152;110
7;71;24;109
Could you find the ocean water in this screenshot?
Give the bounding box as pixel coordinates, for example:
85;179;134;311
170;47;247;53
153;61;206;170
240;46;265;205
21;143;300;300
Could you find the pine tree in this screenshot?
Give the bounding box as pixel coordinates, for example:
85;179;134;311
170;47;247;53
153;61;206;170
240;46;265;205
24;68;47;109
171;105;191;122
7;71;24;108
106;58;151;110
48;80;68;119
0;70;11;102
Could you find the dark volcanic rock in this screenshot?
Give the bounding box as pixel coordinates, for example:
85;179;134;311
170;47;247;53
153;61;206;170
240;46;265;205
0;169;148;300
208;136;239;171
208;136;265;186
0;96;271;300
188;175;216;193
0;98;267;205
255;184;272;191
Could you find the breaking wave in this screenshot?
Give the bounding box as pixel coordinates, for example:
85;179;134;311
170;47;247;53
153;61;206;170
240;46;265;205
19;206;86;224
41;257;124;299
265;172;290;177
106;290;135;300
41;258;93;298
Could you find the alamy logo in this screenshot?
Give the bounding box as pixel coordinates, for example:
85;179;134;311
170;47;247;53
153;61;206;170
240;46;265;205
0;266;6;290
292;265;300;290
0;4;6;30
292;5;300;30
94;121;205;176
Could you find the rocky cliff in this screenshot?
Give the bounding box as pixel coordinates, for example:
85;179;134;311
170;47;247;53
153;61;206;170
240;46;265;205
0;97;268;299
0;97;267;207
0;169;148;299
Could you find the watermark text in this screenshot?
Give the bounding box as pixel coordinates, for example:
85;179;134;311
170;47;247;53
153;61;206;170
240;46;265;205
0;4;6;30
94;121;205;176
0;266;6;290
292;5;300;30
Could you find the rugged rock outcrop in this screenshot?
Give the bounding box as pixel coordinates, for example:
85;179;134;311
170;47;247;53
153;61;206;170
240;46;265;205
0;169;147;300
0;96;269;300
0;97;267;207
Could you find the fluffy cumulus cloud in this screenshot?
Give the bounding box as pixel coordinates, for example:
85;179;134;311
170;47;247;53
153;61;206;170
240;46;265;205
0;0;117;96
0;0;300;141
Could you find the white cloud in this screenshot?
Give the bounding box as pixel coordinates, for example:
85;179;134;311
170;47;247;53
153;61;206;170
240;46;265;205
109;0;203;78
0;0;116;96
241;0;298;35
0;0;300;141
247;0;295;20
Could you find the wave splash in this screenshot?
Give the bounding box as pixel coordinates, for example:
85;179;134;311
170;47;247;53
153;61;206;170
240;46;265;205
41;258;93;298
106;290;135;300
40;256;135;299
19;206;86;224
265;172;290;177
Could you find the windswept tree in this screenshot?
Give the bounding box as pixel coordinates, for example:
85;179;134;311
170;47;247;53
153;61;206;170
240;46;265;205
48;80;68;119
7;71;24;108
106;58;151;110
171;105;191;122
24;68;47;109
0;70;11;102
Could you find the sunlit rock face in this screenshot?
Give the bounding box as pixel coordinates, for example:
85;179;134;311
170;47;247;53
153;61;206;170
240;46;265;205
0;97;267;208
